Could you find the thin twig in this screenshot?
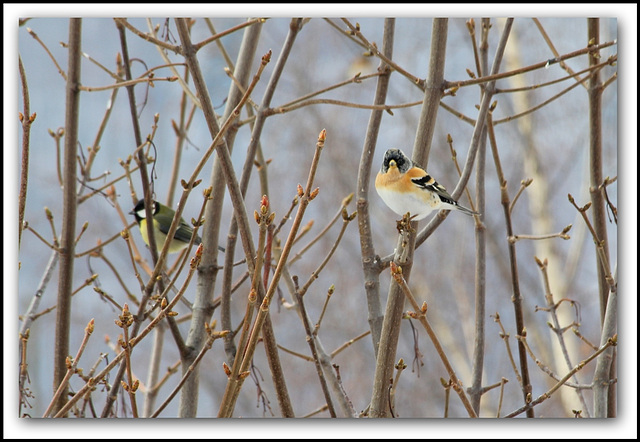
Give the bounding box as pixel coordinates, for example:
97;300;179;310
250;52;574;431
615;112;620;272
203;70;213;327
18;56;34;249
114;18;181;53
81;75;178;92
314;285;335;336
567;194;616;294
193;18;266;52
517;331;594;390
341;18;422;87
487;104;535;416
289;194;353;265
390;262;477;418
329;330;371;358
295;290;337;417
150;325;228;417
532;18;588;90
43;319;95;417
119;305;139;418
53;248;202;418
144;18;201;108
221;196;270;400
509;178;533;214
508;226;572;243
296;209;356;297
42;319;95;417
444;40;616;90
100;20;166;417
276;345;314;362
493;66;605;125
495;57;616;94
218;128;326;418
212;16;297;418
496;378;508;418
504;335;617;418
26;27;67;80
492;313;524;389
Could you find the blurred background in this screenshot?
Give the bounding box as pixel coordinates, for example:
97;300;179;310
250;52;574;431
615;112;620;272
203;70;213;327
7;4;635;437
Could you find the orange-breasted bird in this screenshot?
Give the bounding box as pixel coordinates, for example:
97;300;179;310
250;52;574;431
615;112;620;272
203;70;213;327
375;148;478;220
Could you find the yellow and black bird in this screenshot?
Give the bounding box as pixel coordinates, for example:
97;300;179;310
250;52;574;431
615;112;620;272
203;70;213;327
130;199;201;254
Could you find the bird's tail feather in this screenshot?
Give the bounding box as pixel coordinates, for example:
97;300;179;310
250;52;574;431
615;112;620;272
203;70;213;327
454;203;479;216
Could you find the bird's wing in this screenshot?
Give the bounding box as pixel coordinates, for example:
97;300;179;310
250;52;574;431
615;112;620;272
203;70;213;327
155;213;197;243
411;173;457;206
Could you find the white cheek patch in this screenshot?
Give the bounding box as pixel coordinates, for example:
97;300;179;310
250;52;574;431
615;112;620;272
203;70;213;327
136;202;157;219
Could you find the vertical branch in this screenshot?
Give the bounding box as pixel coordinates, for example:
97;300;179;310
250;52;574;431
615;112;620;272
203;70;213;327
176;15;225;323
587;20;611;323
218;130;326;418
592;268;617;417
391;263;477;417
18;56;35;249
53;252;201;418
487;112;535;417
118;305;139;417
469;17;490;413
294;291;337;417
218;18;301;418
416;18;513;247
101;20;164;418
166;71;194;207
203;14;262;370
116;21;159;265
216;20;264;362
219;197;269;416
356;17;395;357
52;18;82;416
535;257;591;415
414;18;448;168
175;17;271;417
142;322;166;416
369;18;448;418
43;319;94;418
216;197;274;416
587;17;615;418
507;18;576;414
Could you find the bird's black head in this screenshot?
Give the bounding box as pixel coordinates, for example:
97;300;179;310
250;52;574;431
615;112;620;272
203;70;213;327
130;199;158;223
382;148;411;173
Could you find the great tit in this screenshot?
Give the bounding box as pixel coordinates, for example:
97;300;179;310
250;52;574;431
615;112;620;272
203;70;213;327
130;199;202;254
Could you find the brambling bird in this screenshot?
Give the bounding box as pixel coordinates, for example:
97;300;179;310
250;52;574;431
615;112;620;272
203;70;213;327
375;148;478;220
